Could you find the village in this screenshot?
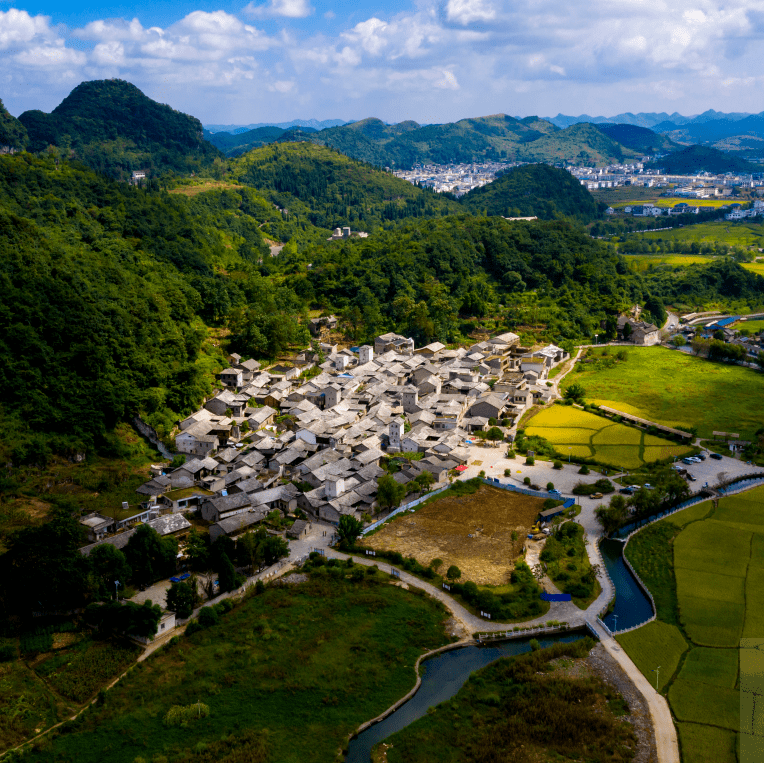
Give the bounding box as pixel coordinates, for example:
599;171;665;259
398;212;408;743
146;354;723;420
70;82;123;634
77;326;575;554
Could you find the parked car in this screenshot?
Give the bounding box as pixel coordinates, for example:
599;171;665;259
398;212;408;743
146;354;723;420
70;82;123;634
620;487;634;495
590;492;604;499
643;484;655;490
687;474;697;481
710;453;723;460
697;453;707;460
682;457;694;464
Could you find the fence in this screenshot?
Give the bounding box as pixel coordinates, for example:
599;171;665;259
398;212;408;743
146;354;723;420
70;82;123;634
361;484;450;535
718;474;764;495
612;493;710;540
481;477;575;501
474;622;579;642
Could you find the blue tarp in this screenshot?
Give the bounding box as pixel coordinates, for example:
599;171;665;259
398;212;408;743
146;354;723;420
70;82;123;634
541;592;572;602
562;498;575;509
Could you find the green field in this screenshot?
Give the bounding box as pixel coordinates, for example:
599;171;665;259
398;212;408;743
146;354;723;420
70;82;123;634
620;486;764;763
637;220;764;248
560;346;764;440
623;254;718;272
15;570;451;763
742;261;764;277
525;404;692;469
738;317;764;333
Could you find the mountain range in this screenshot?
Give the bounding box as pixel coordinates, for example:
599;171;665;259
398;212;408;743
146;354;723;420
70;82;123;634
546;110;755;129
204;119;354;134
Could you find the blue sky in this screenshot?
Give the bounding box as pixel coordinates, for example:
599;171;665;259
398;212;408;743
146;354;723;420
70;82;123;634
2;0;764;126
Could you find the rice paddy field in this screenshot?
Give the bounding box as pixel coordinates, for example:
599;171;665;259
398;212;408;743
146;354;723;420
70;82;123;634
560;346;764;441
620;486;764;763
636;220;764;248
524;405;692;469
622;254;717;273
738;318;764;333
742;261;764;276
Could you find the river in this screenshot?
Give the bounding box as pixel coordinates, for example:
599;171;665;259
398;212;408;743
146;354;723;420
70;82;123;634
345;631;584;763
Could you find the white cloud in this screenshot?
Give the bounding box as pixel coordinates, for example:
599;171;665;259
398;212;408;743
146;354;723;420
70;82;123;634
0;8;57;50
445;0;496;24
243;0;313;19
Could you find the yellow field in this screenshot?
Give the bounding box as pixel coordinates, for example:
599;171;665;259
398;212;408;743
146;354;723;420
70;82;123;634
525;405;693;469
742;262;764;276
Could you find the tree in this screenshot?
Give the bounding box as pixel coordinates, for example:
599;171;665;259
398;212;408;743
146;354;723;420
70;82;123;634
595;495;629;535
218;552;243;593
446;565;462;580
124;524;177;587
166;580;196;619
376;473;406;510
671;335;686;347
89;544;131;600
338;515;364;546
564;383;585;403
486;426;504;446
261;535;289;567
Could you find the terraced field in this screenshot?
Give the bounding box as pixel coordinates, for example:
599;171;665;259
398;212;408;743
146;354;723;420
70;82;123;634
560;346;764;440
620;486;764;763
525;405;691;469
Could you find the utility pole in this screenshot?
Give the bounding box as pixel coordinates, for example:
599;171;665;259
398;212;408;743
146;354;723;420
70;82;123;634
653;666;661;691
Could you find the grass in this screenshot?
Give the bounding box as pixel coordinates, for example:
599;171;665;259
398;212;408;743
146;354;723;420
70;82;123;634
524;404;692;469
168;180;246;197
620;486;764;763
0;660;75;752
676;724;738;763
738;317;764;333
164;487;215;501
669;680;739;730
623;255;718;273
616;621;688;692
742;261;764;276
561;346;764;440
677;648;738;689
18;571;451;763
381;637;638;763
636;220;764;247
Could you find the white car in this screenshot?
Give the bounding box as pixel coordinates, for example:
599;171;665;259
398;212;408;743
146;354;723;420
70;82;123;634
686;456;702;464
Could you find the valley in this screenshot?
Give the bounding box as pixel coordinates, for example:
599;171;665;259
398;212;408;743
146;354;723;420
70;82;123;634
1;78;763;763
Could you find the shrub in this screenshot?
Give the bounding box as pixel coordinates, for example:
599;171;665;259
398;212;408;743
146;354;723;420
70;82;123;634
525;457;535;466
523;477;531;485
163;702;210;727
504;469;511;477
578;465;590;475
506;449;516;459
546;482;554;490
0;644;16;661
446;565;462;581
197;607;219;629
255;579;265;594
529;638;540;651
553;460;563;470
479;470;486;477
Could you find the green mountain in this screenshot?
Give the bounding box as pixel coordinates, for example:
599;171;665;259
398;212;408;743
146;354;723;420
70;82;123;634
516;122;629;165
18;80;221;179
0;99;28;150
646;145;760;174
461;164;604;223
208;113;634;168
594;123;677;154
230;142;461;230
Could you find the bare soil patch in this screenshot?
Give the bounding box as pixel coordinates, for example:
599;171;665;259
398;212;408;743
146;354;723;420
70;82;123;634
363;485;545;585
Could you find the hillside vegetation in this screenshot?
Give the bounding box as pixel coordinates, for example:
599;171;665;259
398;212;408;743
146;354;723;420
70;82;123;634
211;112;645;168
594;123;677;154
230;142;461;230
0;98;28;150
647;145;760;174
18;80;222;180
461;164;604;223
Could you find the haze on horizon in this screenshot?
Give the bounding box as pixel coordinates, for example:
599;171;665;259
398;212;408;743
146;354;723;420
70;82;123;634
1;0;763;126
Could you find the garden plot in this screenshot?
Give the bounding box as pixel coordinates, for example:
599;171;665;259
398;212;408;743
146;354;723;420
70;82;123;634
362;485;545;585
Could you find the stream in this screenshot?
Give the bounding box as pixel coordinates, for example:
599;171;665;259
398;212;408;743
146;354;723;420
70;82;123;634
345;632;584;763
599;538;654;633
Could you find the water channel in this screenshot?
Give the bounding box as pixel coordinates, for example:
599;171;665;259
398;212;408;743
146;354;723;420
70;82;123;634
345;632;584;763
599;538;654;633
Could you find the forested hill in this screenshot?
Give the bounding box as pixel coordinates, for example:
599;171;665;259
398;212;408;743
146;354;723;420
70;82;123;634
0;99;28;151
230;142;461;230
461;164;604;223
0;154;315;462
212;113;647;168
646;145;761;174
18;80;222;180
594;123;677;154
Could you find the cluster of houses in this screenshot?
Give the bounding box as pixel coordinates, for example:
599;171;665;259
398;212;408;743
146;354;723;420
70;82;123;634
78;330;571;551
725;200;764;221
